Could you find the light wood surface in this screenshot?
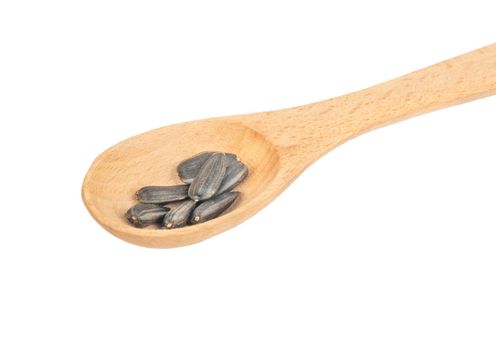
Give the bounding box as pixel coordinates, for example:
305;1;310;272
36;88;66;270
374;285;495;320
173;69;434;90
82;44;496;248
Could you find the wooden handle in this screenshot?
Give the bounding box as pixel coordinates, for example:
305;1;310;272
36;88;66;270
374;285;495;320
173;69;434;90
325;43;496;136
247;44;496;164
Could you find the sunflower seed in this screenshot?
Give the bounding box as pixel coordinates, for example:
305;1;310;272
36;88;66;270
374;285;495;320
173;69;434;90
162;199;196;229
217;160;248;195
126;203;170;228
188;152;227;201
136;185;189;204
190;191;240;224
177;152;238;184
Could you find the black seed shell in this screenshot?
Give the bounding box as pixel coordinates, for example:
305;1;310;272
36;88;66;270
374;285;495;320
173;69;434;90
177;152;238;184
188;153;227;201
190;192;240;224
162;199;197;229
217;160;248;195
136;185;189;204
126;203;170;228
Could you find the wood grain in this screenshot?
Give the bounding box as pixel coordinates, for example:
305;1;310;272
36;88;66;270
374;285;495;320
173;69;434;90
82;44;496;248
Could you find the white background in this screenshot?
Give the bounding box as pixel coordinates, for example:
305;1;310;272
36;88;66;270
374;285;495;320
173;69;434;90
1;1;495;349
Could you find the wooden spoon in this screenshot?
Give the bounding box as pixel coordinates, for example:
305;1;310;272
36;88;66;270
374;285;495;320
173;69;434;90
82;44;496;248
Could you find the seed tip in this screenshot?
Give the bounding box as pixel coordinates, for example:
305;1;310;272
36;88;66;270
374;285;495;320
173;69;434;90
194;216;200;222
166;223;173;229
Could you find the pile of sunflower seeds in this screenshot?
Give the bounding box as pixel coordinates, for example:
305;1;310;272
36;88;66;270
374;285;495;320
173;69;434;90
126;152;248;229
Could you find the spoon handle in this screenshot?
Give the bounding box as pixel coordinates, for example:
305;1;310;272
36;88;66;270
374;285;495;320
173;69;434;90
324;43;496;137
248;44;496;161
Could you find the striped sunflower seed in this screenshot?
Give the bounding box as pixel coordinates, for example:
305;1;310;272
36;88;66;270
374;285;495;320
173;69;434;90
136;185;189;204
188;152;227;201
126;203;170;228
162;199;196;229
190;191;240;224
217;160;248;195
177;151;238;184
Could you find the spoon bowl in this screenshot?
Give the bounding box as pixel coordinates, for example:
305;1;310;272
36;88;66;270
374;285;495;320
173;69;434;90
83;44;496;248
83;118;284;248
